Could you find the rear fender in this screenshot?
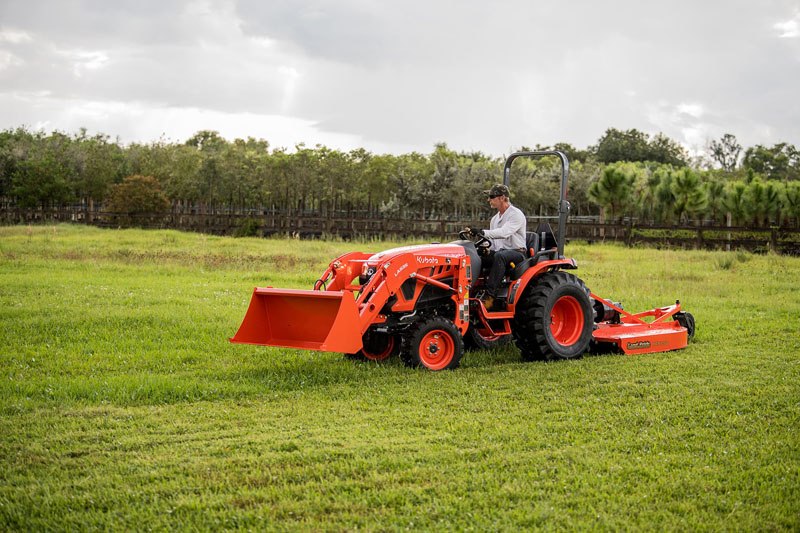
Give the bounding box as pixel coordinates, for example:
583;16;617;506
505;258;578;309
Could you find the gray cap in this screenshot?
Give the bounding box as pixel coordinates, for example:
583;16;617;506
483;184;510;198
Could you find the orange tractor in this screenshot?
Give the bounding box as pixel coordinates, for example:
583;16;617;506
231;151;695;370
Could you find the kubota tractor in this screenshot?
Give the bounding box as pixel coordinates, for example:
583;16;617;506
231;151;695;370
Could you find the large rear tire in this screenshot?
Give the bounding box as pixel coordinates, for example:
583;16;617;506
401;317;464;370
513;271;593;361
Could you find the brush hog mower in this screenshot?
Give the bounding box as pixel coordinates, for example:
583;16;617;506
231;151;695;370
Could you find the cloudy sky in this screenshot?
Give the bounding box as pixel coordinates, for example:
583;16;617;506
1;0;799;156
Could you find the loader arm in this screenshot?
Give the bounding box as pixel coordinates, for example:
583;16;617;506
231;248;472;353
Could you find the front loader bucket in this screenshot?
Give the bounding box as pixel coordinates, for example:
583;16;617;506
230;288;363;354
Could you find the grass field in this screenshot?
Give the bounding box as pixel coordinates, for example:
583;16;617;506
1;224;798;531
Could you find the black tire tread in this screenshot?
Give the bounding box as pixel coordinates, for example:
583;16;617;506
400;316;464;370
512;271;593;361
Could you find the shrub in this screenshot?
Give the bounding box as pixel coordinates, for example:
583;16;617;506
233;217;261;238
105;175;169;215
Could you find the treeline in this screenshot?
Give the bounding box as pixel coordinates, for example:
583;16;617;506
1;127;799;227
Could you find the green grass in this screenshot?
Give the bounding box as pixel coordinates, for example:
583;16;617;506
1;224;798;531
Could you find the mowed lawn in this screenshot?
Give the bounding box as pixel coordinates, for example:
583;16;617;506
1;224;798;531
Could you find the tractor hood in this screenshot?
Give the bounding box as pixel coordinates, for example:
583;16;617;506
366;242;470;264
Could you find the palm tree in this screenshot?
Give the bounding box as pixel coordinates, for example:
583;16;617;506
588;163;636;222
633;165;659;223
782;182;800;227
722;181;748;226
745;178;783;226
703;177;726;224
670;168;708;224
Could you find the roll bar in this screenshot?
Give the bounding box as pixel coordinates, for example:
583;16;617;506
502;150;571;258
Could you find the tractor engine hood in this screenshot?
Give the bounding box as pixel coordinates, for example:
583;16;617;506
359;242;472;284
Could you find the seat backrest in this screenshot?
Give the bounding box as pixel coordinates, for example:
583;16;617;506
534;222;558;250
525;232;540;258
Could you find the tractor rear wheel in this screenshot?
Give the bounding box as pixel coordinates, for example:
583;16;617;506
401;317;464;370
513;271;593;361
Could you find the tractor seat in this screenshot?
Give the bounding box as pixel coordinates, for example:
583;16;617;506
524;231;539;258
510;232;540;280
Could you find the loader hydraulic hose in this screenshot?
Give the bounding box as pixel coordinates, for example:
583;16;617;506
410;272;455;292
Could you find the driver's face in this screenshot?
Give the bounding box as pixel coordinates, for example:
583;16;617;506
488;195;503;209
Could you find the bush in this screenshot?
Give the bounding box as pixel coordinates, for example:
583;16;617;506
233;217;261;237
105;175;169;215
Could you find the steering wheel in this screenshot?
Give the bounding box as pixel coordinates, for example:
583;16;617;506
458;229;491;252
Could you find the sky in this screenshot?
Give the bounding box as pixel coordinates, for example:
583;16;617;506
1;0;799;157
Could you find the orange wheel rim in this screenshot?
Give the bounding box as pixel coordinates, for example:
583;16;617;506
363;336;394;361
419;330;454;370
550;295;584;346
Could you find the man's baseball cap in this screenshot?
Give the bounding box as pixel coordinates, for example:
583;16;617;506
483;184;510;198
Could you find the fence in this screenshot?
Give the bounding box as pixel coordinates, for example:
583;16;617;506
2;206;799;255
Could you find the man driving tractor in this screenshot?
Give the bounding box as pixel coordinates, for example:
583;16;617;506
465;183;527;310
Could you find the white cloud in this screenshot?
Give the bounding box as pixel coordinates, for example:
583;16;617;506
0;50;24;70
0;28;32;43
0;91;416;153
58;50;110;77
677;103;705;119
774;13;800;38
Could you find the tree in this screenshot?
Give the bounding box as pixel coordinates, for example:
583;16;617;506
632;164;661;223
72;133;128;207
593;128;687;166
744;178;782;226
105;175;170;214
703;176;726;223
670;168;708;224
587;163;638;222
782;182;800;227
649;133;689;167
742;143;800;181
708;133;742;172
594;128;651;164
722;181;748;226
10;131;77;208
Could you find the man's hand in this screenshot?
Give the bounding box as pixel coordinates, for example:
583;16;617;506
461;227;485;238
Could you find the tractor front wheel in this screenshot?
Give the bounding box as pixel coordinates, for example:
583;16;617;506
513;271;593;361
401;317;464;370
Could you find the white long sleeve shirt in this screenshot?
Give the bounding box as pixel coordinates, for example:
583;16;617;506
483;204;527;251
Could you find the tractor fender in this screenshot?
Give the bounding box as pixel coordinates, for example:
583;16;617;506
506;258;578;307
